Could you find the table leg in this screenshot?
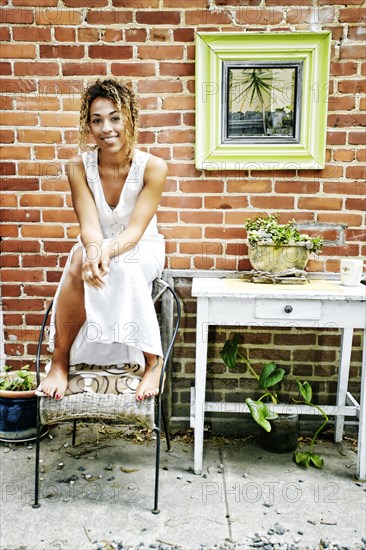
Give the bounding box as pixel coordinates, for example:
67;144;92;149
334;328;353;442
357;330;366;480
193;298;209;475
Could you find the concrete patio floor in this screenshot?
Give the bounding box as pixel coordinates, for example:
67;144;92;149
0;423;365;550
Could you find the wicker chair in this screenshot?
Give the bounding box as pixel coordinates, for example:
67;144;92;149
32;278;180;514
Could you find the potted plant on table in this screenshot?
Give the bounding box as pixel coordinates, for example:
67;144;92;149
0;365;45;442
220;334;328;468
245;213;323;273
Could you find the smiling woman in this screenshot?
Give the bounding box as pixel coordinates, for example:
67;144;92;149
37;78;168;404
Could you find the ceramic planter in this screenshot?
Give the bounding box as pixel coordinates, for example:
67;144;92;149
259;413;299;453
0;372;44;442
248;242;310;272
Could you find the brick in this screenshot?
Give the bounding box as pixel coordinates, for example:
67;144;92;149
349;131;366;145
77;27;99;42
1;178;39;191
103;29;123;42
13;26;51;41
345;197;366;210
160;62;195;77
0;8;33;23
54;27;76;42
165;0;208;5
21;225;65;238
14;62;60;76
340;44;366;60
173;28;195;42
0;62;11;75
89;45;133;59
172;146;194;160
0;194;17;206
0;78;37;95
111;63;156;77
338;80;366;94
139;97;159;110
227;179;271;193
125;29;147;42
138;80;183;93
274;180;320;194
157;129;195;144
356;148;366;161
87;10;132;25
160;195;202;209
64;0;108;5
1;209;40;222
16;96;61;111
298;197;343;211
139;113;180;128
179;179;224;194
36;9;82;25
0;96;13;109
327;131;346;145
250;196;295;209
18;129;62;144
163;96;195;110
236;7;283;24
138;46;184;60
0;162;16;175
2;298;44;312
39;113;79;127
13;0;57;4
62;62;107;76
348;27;366;41
328;95;355;111
328;113;366;127
318;212;362;226
36;145;58;159
40;45;84;59
286;7;334;24
0;146;31;160
204;195;248;209
332;149;355;162
339;7;366;22
0;130;14;143
0;26;10;40
0;44;36;58
20;194;64;207
186;9;233;24
346;165;366;181
136;11;180;25
180;211;224;224
149;29;171;42
42;209;78;223
0;112;37;126
113;0;159;5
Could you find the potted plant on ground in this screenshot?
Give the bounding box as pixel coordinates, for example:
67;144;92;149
0;365;45;442
245;213;323;273
220;334;328;467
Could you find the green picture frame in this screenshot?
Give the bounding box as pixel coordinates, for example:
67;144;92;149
195;32;331;171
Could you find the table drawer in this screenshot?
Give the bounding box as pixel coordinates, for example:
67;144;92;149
255;299;322;320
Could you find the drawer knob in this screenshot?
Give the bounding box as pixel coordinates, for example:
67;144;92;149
284;305;293;313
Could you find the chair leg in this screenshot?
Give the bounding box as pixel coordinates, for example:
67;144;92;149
152;396;162;514
72;419;77;446
32;398;42;508
161;400;171;453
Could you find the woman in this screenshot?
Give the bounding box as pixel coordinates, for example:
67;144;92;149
38;78;167;402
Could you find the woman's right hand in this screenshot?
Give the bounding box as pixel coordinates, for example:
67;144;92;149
82;247;110;288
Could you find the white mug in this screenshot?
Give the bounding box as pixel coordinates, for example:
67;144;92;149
340;258;364;287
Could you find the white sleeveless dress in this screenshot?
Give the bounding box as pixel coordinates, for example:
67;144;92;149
48;148;165;371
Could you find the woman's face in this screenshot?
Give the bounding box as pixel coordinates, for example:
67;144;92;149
89;97;127;154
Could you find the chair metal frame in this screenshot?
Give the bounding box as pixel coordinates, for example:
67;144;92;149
33;278;181;514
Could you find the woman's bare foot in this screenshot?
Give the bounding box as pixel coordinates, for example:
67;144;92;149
135;355;164;401
38;363;69;399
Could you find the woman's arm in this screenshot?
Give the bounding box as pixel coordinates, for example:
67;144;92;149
66;156;107;287
106;154;168;259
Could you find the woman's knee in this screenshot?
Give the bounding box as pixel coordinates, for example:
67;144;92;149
68;247;83;283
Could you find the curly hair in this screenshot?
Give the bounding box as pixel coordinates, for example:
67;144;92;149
78;78;138;160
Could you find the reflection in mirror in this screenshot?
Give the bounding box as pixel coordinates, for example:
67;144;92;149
224;62;302;142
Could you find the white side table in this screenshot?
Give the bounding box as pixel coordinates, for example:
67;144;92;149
191;277;366;479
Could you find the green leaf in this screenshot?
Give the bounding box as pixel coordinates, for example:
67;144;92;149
259;362;285;389
310;453;324;469
294;451;324;469
246;398;278;432
296;380;312;404
220;338;238;370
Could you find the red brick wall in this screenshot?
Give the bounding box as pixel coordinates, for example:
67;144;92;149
1;1;365;396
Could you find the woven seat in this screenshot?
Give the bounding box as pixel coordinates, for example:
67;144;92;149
33;277;180;513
